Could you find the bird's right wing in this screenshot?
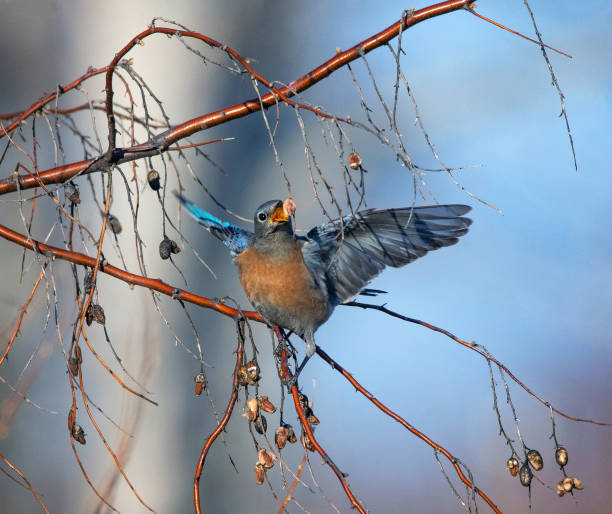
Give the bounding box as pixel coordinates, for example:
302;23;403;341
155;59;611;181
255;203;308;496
301;205;472;304
174;192;253;256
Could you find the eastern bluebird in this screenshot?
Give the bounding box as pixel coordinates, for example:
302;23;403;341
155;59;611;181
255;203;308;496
175;193;471;360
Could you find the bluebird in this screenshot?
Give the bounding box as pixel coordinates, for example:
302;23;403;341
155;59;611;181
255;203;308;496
175;193;471;361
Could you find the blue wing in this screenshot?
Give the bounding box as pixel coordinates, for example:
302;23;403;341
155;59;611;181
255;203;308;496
301;205;472;304
174;192;253;256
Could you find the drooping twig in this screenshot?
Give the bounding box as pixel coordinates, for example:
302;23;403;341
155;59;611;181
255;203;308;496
344;301;611;426
0;0;477;195
290;384;366;514
193;318;245;514
314;345;501;514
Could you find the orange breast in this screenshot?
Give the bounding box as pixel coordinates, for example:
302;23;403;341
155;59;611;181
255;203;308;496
234;243;330;332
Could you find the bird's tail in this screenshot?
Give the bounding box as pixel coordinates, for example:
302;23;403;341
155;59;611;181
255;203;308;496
173;191;229;235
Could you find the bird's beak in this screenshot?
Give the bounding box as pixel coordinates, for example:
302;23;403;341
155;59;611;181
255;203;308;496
270;202;288;223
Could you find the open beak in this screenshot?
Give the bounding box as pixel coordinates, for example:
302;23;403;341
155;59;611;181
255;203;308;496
269;202;288;223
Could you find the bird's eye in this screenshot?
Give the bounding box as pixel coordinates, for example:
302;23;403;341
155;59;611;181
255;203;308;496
258;212;267;222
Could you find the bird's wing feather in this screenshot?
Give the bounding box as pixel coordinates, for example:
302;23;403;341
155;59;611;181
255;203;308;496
301;205;471;304
174;192;253;255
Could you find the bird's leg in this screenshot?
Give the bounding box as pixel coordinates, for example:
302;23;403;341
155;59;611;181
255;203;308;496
285;336;316;389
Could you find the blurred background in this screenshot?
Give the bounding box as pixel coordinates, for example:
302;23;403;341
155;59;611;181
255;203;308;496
0;0;611;512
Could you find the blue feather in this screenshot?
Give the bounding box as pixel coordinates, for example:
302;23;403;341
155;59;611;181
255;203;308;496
174;192;253;255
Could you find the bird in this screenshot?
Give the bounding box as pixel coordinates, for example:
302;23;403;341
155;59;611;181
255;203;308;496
175;193;471;364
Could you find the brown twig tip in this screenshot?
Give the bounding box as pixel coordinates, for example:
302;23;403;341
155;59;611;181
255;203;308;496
468;7;572;58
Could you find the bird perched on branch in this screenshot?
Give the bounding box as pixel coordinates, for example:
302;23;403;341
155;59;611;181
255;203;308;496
175;193;471;364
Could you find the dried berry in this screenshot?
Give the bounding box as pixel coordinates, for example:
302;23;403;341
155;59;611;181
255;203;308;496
555;447;568;468
254;414;267;434
562;477;573;492
527;449;543;471
245;361;260;384
518;461;532;487
86;304;105;326
71;423;86;445
159;237;180;260
282;198;296;217
107;214;122;234
67;409;75;432
237;365;249;386
245;398;259;421
65;182;80;204
83;269;94;294
301;431;315;452
275;426;288;450
257;448;275;469
254;463;265;485
258;396;276;414
147;169;161;191
285;424;297;444
571;476;584;490
348;151;362;170
68;357;80;377
506;456;519;477
556;481;566;497
194;371;207;396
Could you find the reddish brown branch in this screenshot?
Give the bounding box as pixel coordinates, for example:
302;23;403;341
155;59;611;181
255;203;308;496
194;320;244;514
291;385;366;514
314;346;501;514
0;222;261;322
345;301;612;427
0;0;475;195
0;66;109;136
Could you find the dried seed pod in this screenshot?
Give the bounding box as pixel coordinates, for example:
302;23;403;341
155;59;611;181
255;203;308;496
65;183;81;204
301;431;315;452
257;448;275;469
237;365;249;386
506;456;519;477
245;398;259;421
527;449;544;471
285;424;297;444
555;447;568;468
518;461;532;487
348;151;362;170
71;424;86;445
86;304;105;326
258;396;276;414
254;414;267;434
194;372;207;396
83;270;94;294
298;393;309;410
571;477;584;490
159;237;180;260
556;481;566;497
107;214;122;234
307;412;320;426
275;426;288;450
562;477;573;492
67;409;76;432
254;463;265;485
68;357;80;377
245;360;260;385
147;169;161;191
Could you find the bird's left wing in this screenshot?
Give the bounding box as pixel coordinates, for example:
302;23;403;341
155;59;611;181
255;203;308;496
174;192;253;256
301;205;472;304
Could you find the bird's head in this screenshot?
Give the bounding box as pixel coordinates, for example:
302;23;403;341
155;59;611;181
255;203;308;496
254;200;293;238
